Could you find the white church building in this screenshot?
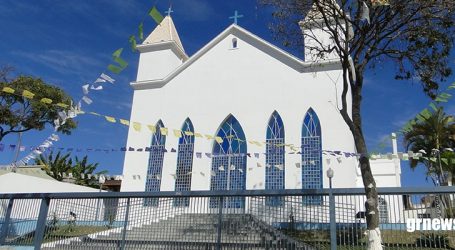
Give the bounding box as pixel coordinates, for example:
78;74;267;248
120;13;401;212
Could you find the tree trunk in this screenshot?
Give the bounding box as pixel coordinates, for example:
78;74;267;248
343;69;382;249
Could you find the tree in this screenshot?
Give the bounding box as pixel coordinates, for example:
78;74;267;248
0;74;77;142
36;151;72;181
403;107;455;185
72;155;108;188
260;0;455;248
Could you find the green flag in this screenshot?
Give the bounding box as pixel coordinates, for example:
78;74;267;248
149;6;164;24
112;48;123;58
138;22;144;41
114;56;128;68
129;35;137;52
108;65;123;74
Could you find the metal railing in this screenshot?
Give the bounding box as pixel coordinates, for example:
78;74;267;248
1;187;455;249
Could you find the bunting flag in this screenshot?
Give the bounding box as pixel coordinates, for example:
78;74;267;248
147;124;156;133
129;35;137;52
105;116;116;123
82;96;93;105
215;136;223;143
149;6;164;24
22;90;35;99
138;22;144;41
100;73;115;84
160;127;168;135
40;98;53;104
120;119;130;126
173;130;182;138
2;87;15;94
133;122;141;132
108;48;128;74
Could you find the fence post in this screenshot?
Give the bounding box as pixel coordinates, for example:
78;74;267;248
120;198;131;250
34;197;50;250
0;198;14;245
216;196;224;250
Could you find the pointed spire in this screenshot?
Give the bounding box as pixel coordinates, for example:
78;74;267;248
143;15;185;52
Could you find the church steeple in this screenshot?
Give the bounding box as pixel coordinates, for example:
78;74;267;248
142;15;185;53
136;14;187;82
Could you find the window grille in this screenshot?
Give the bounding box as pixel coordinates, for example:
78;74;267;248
266;111;285;206
174;118;195;207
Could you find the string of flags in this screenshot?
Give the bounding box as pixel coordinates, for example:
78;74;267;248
4;6;169;165
1;141;454;164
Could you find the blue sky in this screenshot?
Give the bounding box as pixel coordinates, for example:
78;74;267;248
0;0;453;187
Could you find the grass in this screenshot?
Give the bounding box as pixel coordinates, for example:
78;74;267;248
285;229;455;249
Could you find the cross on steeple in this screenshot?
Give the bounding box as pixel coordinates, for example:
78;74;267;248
165;6;174;16
229;10;244;25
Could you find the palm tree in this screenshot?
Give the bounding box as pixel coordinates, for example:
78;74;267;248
403;106;455;185
35;151;72;181
72;156;107;188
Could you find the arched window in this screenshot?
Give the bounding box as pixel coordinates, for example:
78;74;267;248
210;115;247;208
266;111;285;206
302;108;322;205
379;198;389;223
144;120;166;207
174;118;195;207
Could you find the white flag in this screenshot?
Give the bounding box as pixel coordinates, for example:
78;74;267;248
82;84;89;95
82;96;93;105
94;78;106;84
100;73;115;84
90;85;103;91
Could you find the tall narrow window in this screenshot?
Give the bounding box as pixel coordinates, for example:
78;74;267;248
210;115;247;208
266;111;285;206
302;108;322;205
144;120;166;207
174;118;195;207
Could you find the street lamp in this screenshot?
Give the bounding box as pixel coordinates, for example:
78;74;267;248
326;168;336;250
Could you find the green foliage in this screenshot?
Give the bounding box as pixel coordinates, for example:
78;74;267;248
36;151;107;188
72;155;108;188
36;151;72;181
403;106;455;182
0;74;77;142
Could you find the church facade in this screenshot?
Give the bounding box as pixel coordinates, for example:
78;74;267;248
120;15;401;209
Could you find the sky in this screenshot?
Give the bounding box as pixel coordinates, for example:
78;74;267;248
0;0;454;187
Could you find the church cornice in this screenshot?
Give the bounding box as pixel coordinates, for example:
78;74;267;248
131;25;341;90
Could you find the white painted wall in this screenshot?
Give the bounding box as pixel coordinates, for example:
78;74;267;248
122;30;362;193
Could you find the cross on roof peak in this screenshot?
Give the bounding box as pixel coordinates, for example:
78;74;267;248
165;6;174;16
229;10;244;25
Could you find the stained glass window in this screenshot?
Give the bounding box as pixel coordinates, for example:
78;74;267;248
302;108;322;205
174;118;195;207
266;111;285;206
144;120;166;207
210;115;247;208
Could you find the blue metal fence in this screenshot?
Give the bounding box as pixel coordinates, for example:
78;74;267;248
1;187;455;249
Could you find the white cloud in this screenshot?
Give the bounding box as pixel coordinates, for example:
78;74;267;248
12;50;105;76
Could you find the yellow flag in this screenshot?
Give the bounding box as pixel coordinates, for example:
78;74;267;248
205;134;214;140
89;112;101;116
22;90;35;99
56;103;69;108
40;98;53;104
160;127;168;136
194;132;203;138
184;131;194;136
215;136;223;143
147;124;156;133
173;130;182;138
133;122;141;132
2;87;15;94
120;119;130;126
105;116;116;123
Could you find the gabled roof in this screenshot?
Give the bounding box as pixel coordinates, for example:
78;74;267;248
131;24;341;90
143;15;185;53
